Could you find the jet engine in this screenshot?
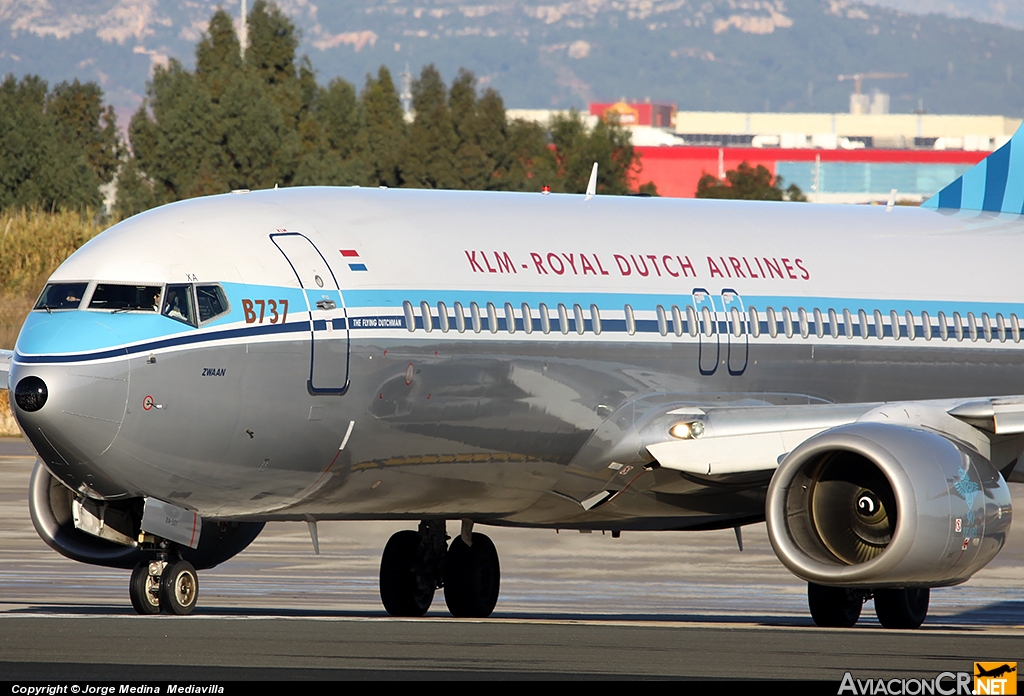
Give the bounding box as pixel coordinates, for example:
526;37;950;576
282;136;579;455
29;461;265;571
766;422;1012;588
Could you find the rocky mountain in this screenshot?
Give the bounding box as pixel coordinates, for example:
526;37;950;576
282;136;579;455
2;0;1024;121
863;1;1024;30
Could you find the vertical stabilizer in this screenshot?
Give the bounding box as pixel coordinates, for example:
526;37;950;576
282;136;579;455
923;124;1024;213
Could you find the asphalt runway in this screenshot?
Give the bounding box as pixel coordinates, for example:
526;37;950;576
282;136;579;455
1;437;1023;680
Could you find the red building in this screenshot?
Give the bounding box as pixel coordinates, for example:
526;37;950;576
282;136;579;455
631;146;989;200
591;101;675;128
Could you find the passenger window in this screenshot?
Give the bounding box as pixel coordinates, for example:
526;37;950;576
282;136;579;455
843;309;853;339
504;303;516;334
624;304;636;336
1013;314;1022;343
782;307;794;338
701;306;714;337
996;313;1007;343
437;302;450;333
557;303;570;335
858;309;869;339
873;309;884;340
91;283;162;312
521;303;533;334
904;310;915;340
828;309;839;339
470;302;482;333
672;305;684;337
420;301;433;332
454;301;466;333
953;312;964;341
539;303;551;334
938;311;948;341
982;313;993;342
196;285;229;323
797;307;809;338
573;303;585;335
967;312;978;342
487;302;499;333
748;307;761;338
890;310;901;341
36;282;88;311
767;307;778;338
813;308;824;339
731;307;742;337
687;306;699;337
162;285;196;326
657;305;668;336
590;304;602;335
403;300;416;332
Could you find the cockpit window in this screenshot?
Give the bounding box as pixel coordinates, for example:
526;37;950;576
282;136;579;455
162;284;196;326
34;283;88;311
89;284;162;311
196;285;229;323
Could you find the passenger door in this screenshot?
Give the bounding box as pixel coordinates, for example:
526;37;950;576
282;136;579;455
270;232;350;394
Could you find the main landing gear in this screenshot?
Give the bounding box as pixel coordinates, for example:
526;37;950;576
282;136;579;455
379;520;500;618
129;555;199;616
807;582;930;629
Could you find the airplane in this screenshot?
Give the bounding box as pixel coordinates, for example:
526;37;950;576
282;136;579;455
2;129;1023;629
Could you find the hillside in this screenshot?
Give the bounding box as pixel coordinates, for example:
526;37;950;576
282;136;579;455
1;0;1024;119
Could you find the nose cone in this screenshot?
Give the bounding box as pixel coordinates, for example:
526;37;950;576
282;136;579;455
13;314;131;498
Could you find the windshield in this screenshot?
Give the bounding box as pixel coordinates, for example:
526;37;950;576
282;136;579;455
89;284;162;311
34;283;88;311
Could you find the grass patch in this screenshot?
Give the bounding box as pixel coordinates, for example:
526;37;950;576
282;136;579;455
0;208;109;350
0;208;110;436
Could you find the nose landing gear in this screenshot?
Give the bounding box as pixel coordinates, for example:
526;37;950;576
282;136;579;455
129;556;199;616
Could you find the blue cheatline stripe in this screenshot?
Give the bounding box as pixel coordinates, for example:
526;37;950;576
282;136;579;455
984;141;1012;212
15;320;308;364
17;289;1024;363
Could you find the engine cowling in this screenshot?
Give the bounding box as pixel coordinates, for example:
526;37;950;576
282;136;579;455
766;422;1012;588
30;461;265;571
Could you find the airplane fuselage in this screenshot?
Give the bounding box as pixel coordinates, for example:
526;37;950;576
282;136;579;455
10;187;1024;532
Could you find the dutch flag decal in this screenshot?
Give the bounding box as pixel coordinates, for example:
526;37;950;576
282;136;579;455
340;249;367;272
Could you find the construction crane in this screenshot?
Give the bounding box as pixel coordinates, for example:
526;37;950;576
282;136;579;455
837;72;909;94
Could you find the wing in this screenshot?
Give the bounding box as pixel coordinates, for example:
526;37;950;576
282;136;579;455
641;396;1024;482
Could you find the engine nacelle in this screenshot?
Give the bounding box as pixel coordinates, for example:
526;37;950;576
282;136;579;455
30;461;265;571
766;422;1012;588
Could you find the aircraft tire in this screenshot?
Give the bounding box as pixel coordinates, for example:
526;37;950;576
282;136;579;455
807;583;862;628
379;530;434;617
129;561;161;615
874;588;929;629
443;533;500;618
159;559;198;615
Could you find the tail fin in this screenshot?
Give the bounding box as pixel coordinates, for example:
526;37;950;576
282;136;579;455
923;125;1023;213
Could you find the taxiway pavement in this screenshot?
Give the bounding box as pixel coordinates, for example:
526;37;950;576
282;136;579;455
1;438;1021;679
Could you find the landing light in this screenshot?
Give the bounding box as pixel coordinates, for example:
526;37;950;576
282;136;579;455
669;421;704;440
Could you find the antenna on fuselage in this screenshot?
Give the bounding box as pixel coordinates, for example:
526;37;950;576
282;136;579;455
585;162;598;200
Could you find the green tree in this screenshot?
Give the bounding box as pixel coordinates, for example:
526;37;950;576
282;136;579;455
403;65;459;189
47;79;122;185
544;110;644;195
696;162;806;201
0;75;102;211
351;66;407;188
